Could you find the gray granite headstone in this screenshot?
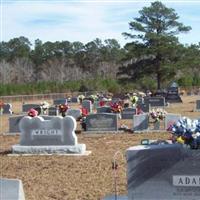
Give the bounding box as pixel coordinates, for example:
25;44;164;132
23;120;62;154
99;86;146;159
126;144;200;200
71;97;78;103
22;104;40;112
86;113;118;131
133;114;149;131
82;100;92;113
12;116;86;154
9;115;24;133
144;97;165;107
66;109;81;120
137;103;149;113
48;106;58;116
9;115;59;134
0;178;25;200
196;100;200;111
165;113;181;130
3;103;13;114
96;106;112;113
53;98;67;106
121;108;136;119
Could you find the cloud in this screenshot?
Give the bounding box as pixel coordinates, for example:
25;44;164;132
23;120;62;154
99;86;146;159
1;0;200;46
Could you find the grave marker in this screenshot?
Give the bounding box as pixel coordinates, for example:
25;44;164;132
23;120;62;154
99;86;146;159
53;98;67;106
22;104;40;113
66;109;81;120
195;100;200;111
96;106;112;113
0;178;25;200
48;106;58;116
144;97;165;107
3;103;13;114
12;116;86;154
121;108;136;119
127;144;200;200
86;113;118;131
165;113;181;130
133;114;149;131
82;100;92;113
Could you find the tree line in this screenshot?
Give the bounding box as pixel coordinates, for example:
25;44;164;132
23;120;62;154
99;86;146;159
0;1;200;92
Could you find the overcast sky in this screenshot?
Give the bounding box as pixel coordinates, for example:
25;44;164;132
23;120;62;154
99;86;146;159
1;0;200;47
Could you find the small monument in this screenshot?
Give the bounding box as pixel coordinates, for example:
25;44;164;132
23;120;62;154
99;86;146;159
166;82;182;103
12;116;86;154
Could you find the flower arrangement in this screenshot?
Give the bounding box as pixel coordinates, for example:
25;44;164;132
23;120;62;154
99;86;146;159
149;108;167;122
110;102;122;113
169;117;200;149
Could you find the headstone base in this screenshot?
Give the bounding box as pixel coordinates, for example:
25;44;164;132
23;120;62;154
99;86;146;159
12;144;86;154
0;178;25;200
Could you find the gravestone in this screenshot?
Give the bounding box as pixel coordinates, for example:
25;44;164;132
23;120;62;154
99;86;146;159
121;108;136;119
12;116;86;154
66;109;81;120
166;82;182;103
96;106;112;113
165;113;181;130
195;100;200;111
3;103;13;114
0;178;25;200
53;98;67;106
127;144;200;200
71;97;78;103
48;106;58;116
137;103;149;113
86;113;118;131
9;115;59;134
133;114;149;131
22;104;40;113
9;115;24;133
82;100;92;113
144;97;165;107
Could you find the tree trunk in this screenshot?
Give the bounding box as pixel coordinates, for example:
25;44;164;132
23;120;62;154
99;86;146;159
157;71;161;90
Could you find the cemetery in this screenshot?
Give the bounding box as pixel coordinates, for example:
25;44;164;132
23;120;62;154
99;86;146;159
1;1;200;200
1;94;200;200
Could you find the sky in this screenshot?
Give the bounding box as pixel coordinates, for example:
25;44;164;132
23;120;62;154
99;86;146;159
1;0;200;47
